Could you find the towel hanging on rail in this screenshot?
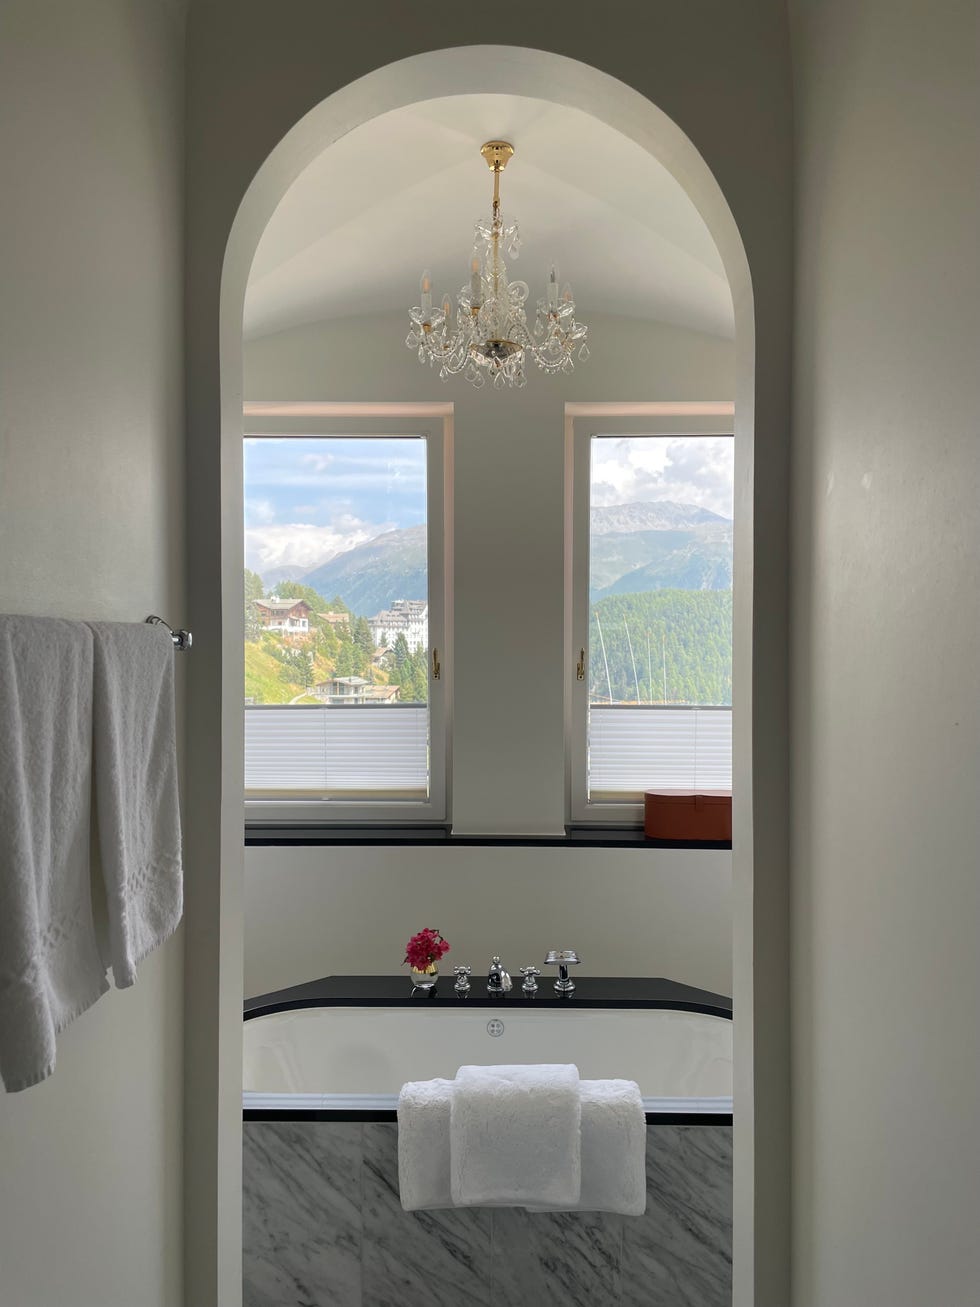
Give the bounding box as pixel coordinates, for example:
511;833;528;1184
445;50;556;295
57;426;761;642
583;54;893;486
0;614;184;1091
88;621;183;989
0;617;110;1092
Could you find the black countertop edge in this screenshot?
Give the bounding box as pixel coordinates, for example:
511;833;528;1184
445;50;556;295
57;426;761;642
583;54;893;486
243;1108;732;1127
244;823;731;850
244;975;733;1022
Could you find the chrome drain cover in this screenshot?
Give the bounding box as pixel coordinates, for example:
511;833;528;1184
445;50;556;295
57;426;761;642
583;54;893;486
486;1018;505;1037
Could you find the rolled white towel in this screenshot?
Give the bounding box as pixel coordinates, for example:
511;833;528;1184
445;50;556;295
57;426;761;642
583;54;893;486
528;1078;647;1216
450;1063;582;1208
397;1077;454;1210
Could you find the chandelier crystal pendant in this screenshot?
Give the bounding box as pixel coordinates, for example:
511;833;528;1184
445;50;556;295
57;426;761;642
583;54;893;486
406;141;590;390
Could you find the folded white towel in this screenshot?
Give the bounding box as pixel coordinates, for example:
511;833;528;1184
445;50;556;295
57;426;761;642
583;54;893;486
528;1078;647;1216
450;1063;582;1209
88;622;182;988
397;1077;454;1210
0;617;109;1092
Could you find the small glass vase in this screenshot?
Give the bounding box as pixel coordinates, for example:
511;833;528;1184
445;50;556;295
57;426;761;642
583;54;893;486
410;963;439;992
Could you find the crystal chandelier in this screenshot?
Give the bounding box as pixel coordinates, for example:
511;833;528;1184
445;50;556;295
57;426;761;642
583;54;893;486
406;141;589;389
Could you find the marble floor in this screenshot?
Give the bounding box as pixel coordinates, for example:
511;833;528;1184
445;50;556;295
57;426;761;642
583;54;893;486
243;1120;732;1307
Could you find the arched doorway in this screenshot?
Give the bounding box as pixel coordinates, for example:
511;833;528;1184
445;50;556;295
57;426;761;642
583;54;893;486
202;43;781;1305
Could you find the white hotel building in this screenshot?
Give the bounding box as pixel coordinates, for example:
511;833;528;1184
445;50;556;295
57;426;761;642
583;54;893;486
368;599;428;653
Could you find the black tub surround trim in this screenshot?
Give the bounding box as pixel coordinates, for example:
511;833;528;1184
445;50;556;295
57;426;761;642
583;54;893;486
243;1107;733;1126
244;974;733;1022
244;823;731;850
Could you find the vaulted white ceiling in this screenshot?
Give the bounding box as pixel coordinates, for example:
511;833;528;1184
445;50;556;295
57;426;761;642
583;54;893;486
244;95;734;341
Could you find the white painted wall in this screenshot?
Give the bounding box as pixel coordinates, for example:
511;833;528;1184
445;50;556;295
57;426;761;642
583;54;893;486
790;2;980;1304
0;3;185;1305
244;310;735;997
245;845;732;998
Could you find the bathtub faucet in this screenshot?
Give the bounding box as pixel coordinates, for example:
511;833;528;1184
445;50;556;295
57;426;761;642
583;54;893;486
545;949;580;995
487;956;512;994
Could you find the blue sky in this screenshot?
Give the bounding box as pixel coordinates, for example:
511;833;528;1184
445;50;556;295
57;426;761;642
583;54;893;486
244;437;427;576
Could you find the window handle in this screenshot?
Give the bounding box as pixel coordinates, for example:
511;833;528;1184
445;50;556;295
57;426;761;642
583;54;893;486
576;648;586;681
432;647;441;681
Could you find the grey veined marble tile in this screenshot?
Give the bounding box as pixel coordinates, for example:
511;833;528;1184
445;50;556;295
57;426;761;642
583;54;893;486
243;1121;363;1307
622;1126;733;1307
491;1207;623;1307
361;1123;492;1307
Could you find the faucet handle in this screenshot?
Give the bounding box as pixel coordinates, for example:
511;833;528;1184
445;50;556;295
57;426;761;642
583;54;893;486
453;965;472;993
519;966;541;994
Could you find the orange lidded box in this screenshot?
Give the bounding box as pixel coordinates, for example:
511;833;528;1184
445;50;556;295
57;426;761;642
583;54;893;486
643;790;732;842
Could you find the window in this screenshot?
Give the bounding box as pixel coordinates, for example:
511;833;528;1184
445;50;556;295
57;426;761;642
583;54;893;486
243;407;451;824
566;409;734;823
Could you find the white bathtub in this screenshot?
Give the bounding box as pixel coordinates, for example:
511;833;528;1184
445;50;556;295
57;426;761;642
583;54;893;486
243;1005;733;1115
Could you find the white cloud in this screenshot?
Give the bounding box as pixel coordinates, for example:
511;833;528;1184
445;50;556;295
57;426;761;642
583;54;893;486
244;497;276;524
299;452;335;475
244;517;393;575
591;436;733;517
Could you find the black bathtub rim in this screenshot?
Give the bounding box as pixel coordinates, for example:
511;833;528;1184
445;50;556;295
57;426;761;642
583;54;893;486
243;974;733;1023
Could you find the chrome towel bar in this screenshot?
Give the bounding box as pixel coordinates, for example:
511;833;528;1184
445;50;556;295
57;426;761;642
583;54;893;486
145;614;192;651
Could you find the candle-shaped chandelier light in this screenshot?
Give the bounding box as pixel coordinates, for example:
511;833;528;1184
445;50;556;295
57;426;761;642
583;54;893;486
406;141;589;389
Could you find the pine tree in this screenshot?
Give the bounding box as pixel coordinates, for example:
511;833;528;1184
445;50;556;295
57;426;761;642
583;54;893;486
334;642;356;677
244;568;264;642
392;632;410;669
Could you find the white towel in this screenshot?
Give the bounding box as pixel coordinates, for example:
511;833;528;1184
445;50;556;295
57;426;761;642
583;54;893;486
528;1079;647;1216
450;1063;582;1208
397;1077;454;1210
0;617;109;1092
87;622;182;988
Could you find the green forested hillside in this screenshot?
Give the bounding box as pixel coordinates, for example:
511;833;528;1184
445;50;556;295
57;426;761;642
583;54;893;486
244;572;429;704
245;570;729;707
589;589;732;705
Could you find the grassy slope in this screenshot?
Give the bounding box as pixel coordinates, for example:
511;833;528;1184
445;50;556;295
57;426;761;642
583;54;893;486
244;642;307;703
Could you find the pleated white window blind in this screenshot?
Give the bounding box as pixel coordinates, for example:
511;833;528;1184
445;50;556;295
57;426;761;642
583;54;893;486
245;705;430;800
588;706;732;800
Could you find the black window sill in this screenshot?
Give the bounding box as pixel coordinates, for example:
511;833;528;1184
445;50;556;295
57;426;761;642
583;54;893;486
244;823;731;850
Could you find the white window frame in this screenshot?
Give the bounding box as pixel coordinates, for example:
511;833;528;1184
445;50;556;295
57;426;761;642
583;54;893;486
243;403;453;826
564;403;735;825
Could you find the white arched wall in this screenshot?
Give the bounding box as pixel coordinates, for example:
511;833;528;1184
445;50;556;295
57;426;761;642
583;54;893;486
185;19;791;1305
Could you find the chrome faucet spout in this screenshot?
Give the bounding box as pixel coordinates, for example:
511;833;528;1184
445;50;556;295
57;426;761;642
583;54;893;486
487;956;512;993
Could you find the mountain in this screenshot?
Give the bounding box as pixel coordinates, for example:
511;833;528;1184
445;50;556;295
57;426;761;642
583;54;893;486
289;499;730;614
594;538;732;596
590;501;728;535
589;501;732;599
299;524;427;616
258;563;314;591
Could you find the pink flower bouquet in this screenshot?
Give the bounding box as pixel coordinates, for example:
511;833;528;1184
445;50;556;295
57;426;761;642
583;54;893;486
404;927;450;975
